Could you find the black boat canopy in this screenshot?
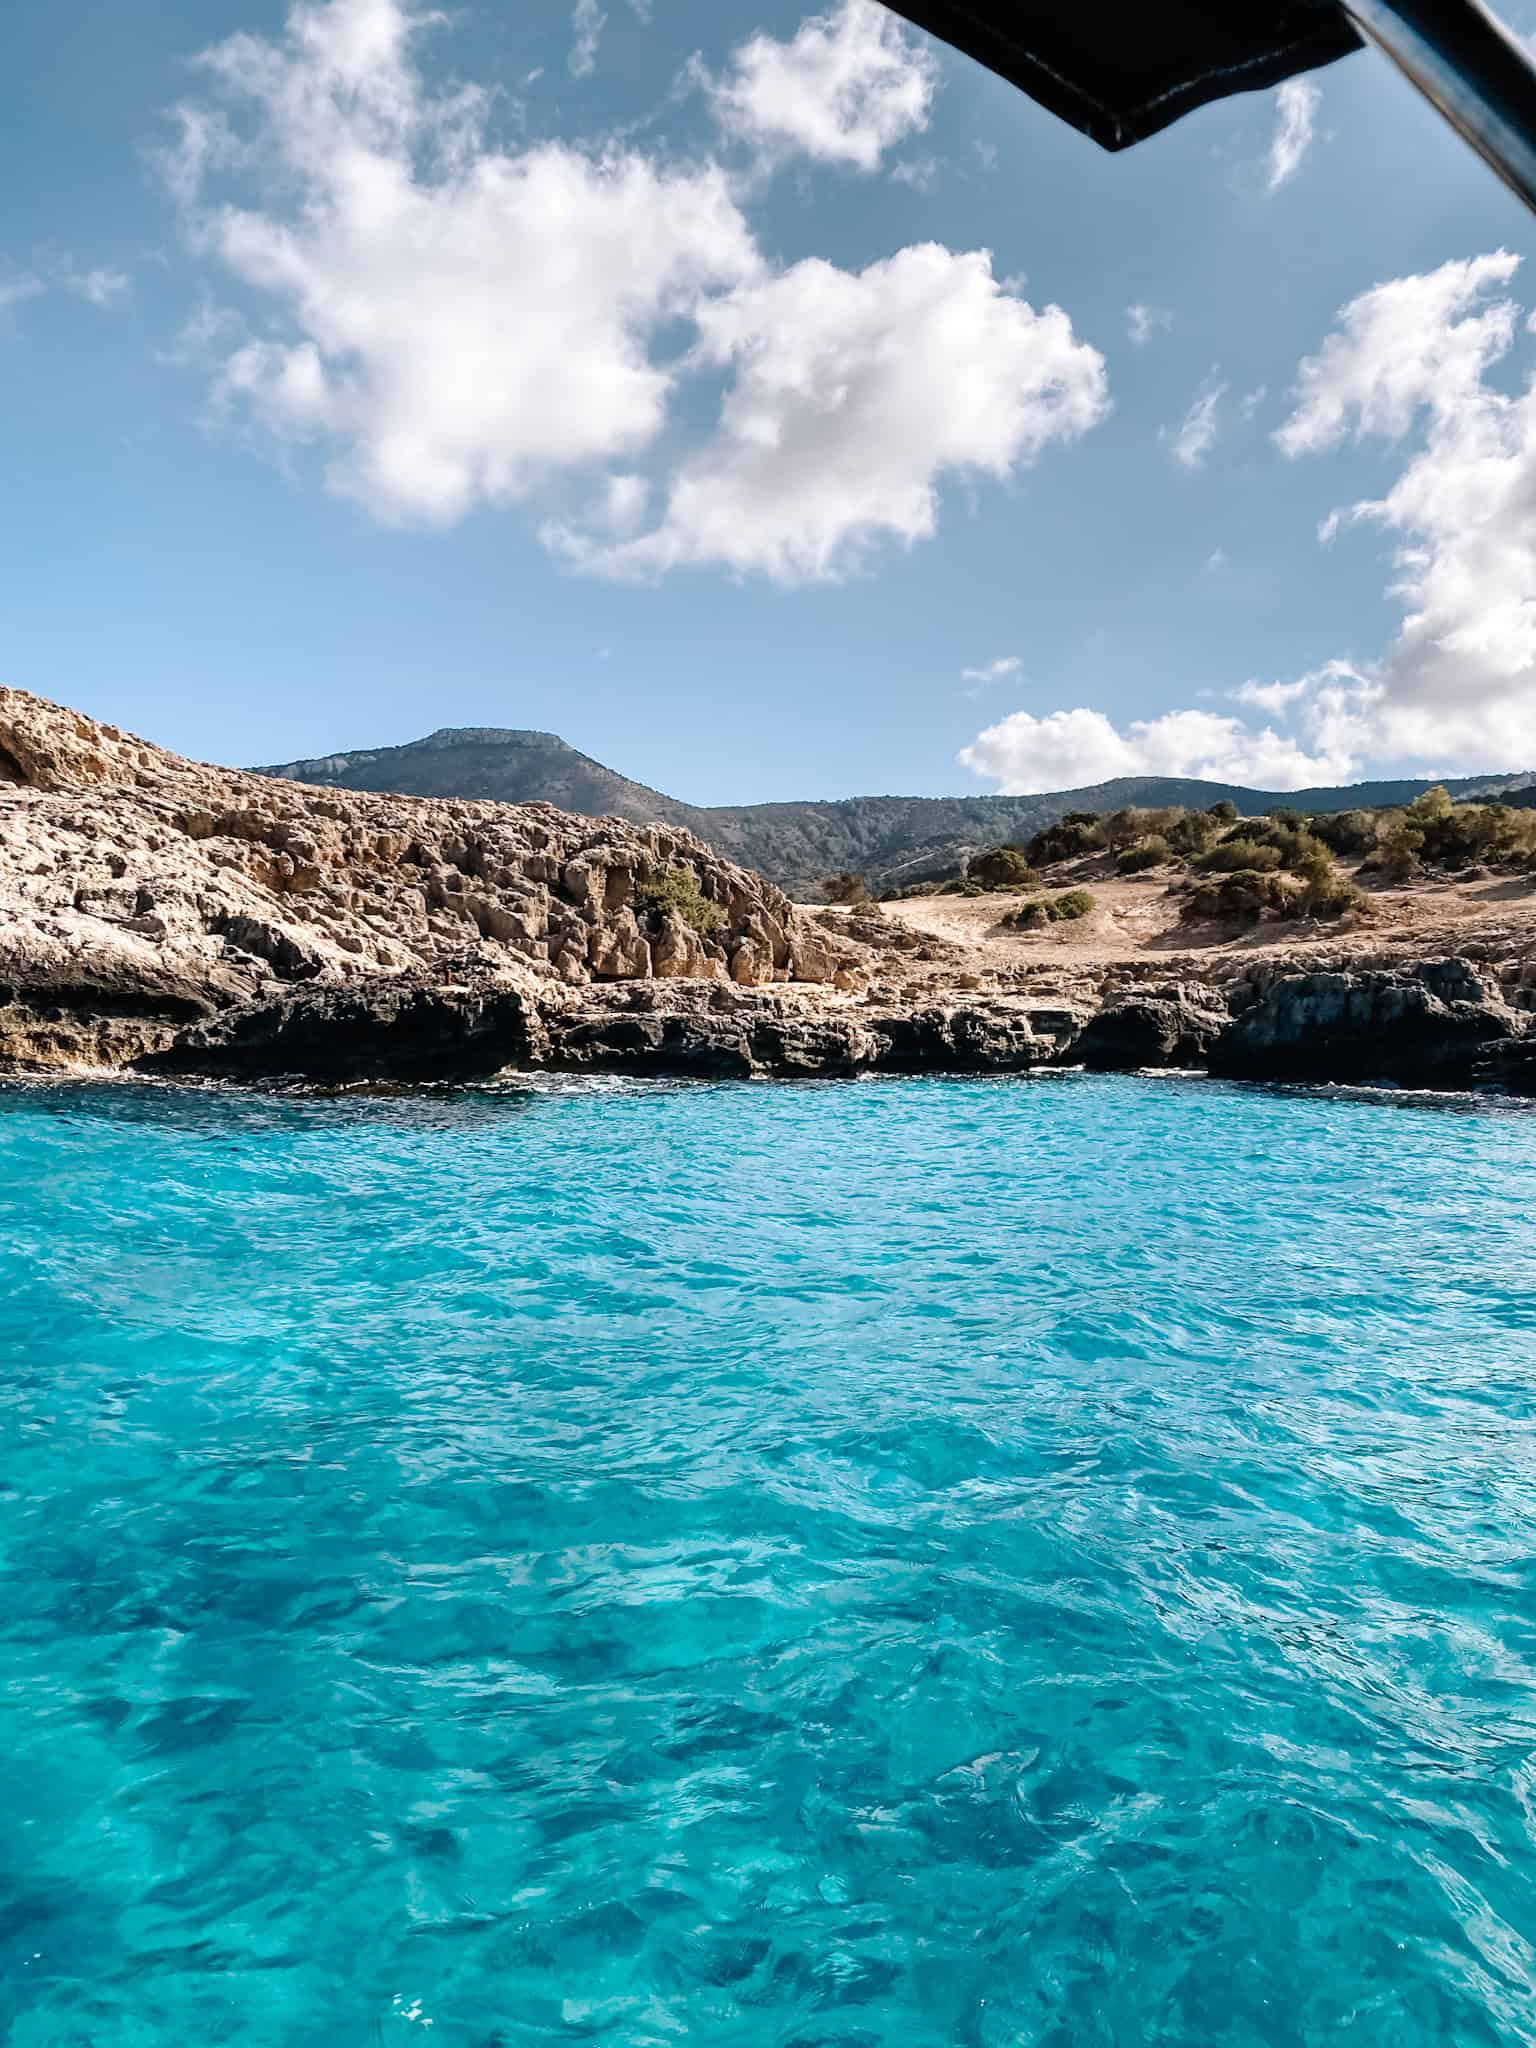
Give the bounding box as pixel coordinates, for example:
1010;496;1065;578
881;0;1536;212
879;0;1362;152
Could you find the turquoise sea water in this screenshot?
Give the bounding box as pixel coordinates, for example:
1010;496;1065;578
4;1074;1536;2047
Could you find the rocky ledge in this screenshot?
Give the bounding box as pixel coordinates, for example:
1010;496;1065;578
132;956;1536;1094
2;691;1533;1096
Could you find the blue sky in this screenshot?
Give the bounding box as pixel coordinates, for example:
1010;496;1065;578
3;0;1535;801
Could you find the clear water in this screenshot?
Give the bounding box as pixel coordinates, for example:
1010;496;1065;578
4;1074;1536;2048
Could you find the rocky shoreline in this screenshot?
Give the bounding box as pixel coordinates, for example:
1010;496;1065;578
3;690;1534;1098
123;954;1536;1096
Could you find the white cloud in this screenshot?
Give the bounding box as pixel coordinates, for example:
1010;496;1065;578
0;260;130;315
965;252;1536;797
0;273;45;312
569;0;605;78
1126;302;1171;347
167;0;1107;581
890;155;939;191
1205;546;1228;571
1165;373;1225;469
550;245;1108;582
708;0;936;171
1275;251;1518;455
62;266;131;306
599;471;649;533
1232;677;1312;715
961;655;1022;684
1267;78;1320;190
958;704;1352;794
1271;250;1536;771
169;0;761;524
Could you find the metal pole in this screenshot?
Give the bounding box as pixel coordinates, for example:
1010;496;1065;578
1342;0;1536;214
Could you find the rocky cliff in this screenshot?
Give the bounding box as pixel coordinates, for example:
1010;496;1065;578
0;689;859;1074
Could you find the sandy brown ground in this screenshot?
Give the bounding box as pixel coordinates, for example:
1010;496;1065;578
815;856;1536;982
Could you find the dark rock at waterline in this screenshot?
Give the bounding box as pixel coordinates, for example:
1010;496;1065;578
0;955;224;1075
1491;1038;1536;1095
549;992;1051;1079
1208;958;1528;1088
1072;984;1230;1072
145;974;1067;1084
871;1004;1045;1074
140;978;544;1084
547;1006;875;1080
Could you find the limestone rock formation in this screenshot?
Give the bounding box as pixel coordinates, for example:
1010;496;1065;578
0;689;861;1074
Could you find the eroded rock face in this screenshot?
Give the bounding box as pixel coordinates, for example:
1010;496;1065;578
869;1002;1044;1075
1072;984;1231;1072
144;973;549;1085
1209;959;1527;1086
0;689;862;1073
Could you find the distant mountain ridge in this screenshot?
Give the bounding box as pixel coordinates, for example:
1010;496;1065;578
257;728;1536;896
259;727;698;831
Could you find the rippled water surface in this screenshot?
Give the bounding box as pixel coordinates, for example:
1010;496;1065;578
5;1074;1536;2046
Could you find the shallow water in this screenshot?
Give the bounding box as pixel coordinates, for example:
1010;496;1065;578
4;1073;1536;2046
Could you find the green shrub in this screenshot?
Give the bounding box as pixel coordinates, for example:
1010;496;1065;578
1117;835;1172;874
1207;799;1239;823
1165;810;1220;856
1099;807;1149;851
1414;794;1528;868
1508;811;1536;862
1182;869;1301;921
966;845;1040;890
1007;887;1097;928
1024;816;1103;865
633;866;726;935
1299;867;1370;918
1182;859;1365;924
1310;808;1380;856
1407;785;1455;829
1198;837;1284;874
1269;826;1333;873
1343;788;1536;874
1366;816;1424;882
